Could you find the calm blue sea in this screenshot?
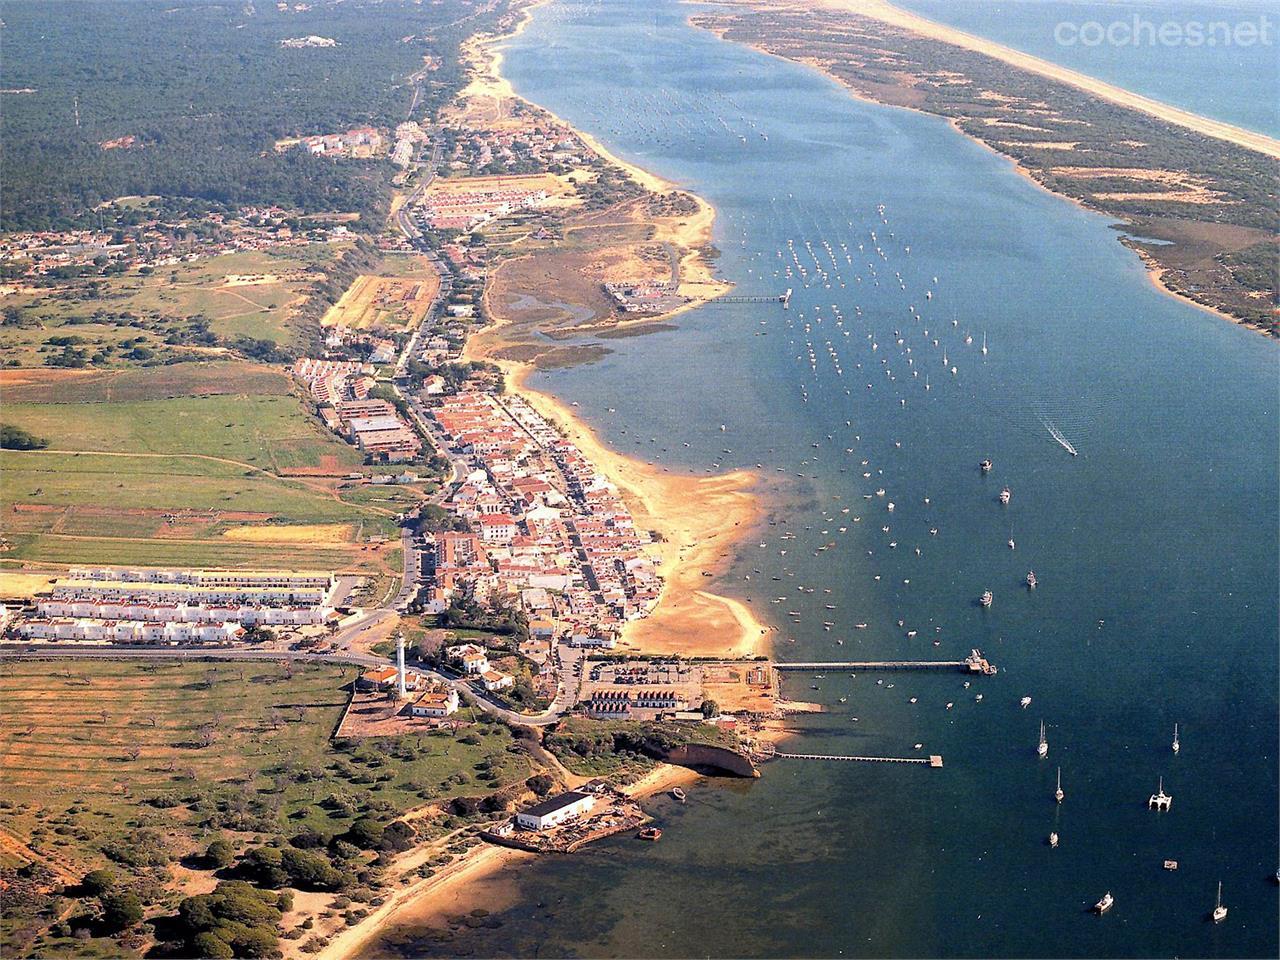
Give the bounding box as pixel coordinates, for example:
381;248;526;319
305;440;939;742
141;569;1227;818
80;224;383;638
370;1;1280;956
896;0;1280;137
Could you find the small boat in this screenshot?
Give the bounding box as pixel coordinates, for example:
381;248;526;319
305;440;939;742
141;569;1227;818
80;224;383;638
1172;722;1180;755
1055;767;1064;803
980;459;993;473
671;787;687;804
1212;881;1227;923
1020;696;1032;709
1026;570;1038;589
1037;720;1048;758
1049;832;1059;848
999;487;1011;505
1008;538;1016;550
1094;892;1114;914
637;827;662;841
980;590;994;607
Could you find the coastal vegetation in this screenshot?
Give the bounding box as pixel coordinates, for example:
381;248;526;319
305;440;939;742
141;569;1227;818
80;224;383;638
545;717;740;779
695;6;1279;334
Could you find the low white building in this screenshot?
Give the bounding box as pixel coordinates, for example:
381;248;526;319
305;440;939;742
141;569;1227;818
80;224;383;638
481;669;514;692
409;685;459;718
515;791;596;831
446;642;490;675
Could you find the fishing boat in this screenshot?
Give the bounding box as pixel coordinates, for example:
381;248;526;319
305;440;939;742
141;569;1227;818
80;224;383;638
1094;892;1114;914
1172;723;1180;754
1049;832;1059;848
1212;881;1227;923
980;590;993;607
999;487;1012;505
980;458;993;474
1026;570;1038;589
671;787;687;804
1037;720;1049;758
1148;776;1172;811
637;827;662;841
1055;767;1064;803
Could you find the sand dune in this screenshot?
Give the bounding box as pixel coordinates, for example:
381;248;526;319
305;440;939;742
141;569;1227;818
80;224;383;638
818;0;1280;159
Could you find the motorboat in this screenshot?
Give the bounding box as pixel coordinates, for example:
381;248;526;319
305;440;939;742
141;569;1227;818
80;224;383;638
1212;881;1227;923
1094;892;1114;914
1037;720;1049;758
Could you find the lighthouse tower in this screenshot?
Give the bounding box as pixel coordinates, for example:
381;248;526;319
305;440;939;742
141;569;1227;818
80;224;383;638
395;633;407;699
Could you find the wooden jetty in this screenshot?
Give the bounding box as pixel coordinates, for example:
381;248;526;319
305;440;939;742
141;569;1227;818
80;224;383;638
774;649;996;675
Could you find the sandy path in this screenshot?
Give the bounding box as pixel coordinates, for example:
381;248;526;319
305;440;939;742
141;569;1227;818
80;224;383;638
817;0;1280;159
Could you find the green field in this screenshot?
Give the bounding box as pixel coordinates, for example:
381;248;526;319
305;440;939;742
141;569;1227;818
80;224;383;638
2;394;362;470
3;452;363;519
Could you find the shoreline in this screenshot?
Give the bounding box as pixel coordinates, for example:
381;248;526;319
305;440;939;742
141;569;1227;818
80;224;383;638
695;6;1276;339
463;0;769;658
325;763;702;960
825;0;1280;161
506;363;770;659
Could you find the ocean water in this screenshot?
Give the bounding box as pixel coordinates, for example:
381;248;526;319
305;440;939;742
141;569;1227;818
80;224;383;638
373;1;1280;956
895;0;1280;137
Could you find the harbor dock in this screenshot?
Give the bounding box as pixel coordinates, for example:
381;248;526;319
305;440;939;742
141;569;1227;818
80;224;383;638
773;649;996;675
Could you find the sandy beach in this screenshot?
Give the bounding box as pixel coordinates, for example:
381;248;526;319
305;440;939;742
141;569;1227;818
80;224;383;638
817;0;1280;160
508;365;770;659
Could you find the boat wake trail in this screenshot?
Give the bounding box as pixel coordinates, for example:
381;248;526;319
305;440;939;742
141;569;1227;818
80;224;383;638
1043;419;1078;457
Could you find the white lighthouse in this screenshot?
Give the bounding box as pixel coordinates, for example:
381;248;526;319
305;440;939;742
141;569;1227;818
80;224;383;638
395;633;407;699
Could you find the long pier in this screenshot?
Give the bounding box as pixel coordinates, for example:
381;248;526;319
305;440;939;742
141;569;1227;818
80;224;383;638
713;288;792;307
774;649;996;675
774;752;944;768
